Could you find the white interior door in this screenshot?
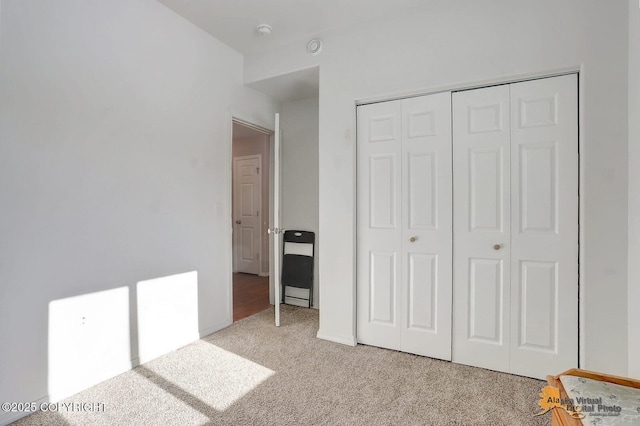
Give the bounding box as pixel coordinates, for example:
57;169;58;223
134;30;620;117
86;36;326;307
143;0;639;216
233;155;262;274
357;100;402;350
452;74;578;379
270;113;282;327
400;93;452;360
452;85;512;372
357;92;453;360
509;74;578;378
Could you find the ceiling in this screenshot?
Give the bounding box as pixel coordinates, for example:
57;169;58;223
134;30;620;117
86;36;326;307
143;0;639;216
158;0;423;103
247;67;319;103
158;0;424;56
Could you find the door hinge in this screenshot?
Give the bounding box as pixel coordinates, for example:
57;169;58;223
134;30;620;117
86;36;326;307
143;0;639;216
256;167;260;174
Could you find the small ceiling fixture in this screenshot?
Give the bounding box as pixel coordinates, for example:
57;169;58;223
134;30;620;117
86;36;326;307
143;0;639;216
256;24;272;36
306;38;323;56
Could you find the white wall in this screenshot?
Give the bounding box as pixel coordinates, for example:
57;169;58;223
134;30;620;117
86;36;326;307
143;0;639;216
245;0;631;373
232;132;271;275
628;0;640;380
281;97;320;307
0;0;279;422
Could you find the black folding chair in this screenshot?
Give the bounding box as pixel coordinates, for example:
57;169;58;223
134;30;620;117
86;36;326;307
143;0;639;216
281;230;315;308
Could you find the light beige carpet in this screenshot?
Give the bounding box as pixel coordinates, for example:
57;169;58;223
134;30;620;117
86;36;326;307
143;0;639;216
14;305;548;425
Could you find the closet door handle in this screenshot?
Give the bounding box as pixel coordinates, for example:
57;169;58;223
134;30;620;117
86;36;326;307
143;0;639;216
493;244;501;250
235;220;241;224
409;237;417;243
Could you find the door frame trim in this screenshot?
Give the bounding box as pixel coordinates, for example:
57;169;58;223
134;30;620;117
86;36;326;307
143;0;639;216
227;113;274;325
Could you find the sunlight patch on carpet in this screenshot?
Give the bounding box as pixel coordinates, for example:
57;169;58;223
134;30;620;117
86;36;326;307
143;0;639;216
143;342;275;411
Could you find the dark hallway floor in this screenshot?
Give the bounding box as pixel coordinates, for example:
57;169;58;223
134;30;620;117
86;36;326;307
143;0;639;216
233;272;270;321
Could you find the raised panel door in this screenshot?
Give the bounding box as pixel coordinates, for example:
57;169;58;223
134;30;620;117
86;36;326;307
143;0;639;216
234;156;261;275
452;85;511;372
400;93;452;360
357;100;403;351
509;74;578;379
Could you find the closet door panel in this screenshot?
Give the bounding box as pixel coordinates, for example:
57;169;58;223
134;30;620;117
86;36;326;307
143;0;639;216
407;152;436;229
452;85;511;373
468;257;504;343
357;74;578;380
509;74;578;379
357;100;403;351
401;93;452;360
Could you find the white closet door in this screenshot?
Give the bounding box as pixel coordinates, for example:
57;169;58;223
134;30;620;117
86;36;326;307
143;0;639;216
452;85;512;372
509;74;578;378
357;93;452;360
400;93;452;360
453;75;578;379
357;100;403;351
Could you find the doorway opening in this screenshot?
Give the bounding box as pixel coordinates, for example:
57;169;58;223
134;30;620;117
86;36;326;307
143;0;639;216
232;121;272;321
233;65;320;327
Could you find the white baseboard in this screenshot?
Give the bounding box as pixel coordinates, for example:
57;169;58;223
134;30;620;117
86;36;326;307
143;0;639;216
137;333;201;365
135;321;231;365
199;320;231;339
316;330;357;346
49;359;135;402
258;272;269;277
